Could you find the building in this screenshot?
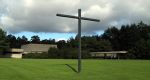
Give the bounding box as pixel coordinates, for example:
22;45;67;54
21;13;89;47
1;48;23;58
1;44;57;58
9;48;23;58
21;44;57;54
90;51;127;59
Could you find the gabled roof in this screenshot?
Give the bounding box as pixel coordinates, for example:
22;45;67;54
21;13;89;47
21;44;57;52
91;51;127;54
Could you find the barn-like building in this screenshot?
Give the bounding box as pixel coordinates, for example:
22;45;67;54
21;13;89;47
21;44;57;54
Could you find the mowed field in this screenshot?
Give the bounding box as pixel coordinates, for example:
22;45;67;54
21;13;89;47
0;59;150;80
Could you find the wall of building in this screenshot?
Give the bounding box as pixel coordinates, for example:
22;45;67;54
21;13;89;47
11;54;22;58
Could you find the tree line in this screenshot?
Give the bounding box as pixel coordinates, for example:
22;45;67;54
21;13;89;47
0;21;150;59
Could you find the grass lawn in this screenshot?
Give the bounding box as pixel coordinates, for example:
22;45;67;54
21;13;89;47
0;59;150;80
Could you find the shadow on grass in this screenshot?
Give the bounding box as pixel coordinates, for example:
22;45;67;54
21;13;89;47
65;64;78;73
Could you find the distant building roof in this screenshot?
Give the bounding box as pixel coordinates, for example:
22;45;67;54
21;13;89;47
90;51;127;54
90;51;127;58
9;48;23;53
21;44;57;53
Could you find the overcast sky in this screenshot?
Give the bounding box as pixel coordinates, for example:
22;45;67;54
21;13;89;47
0;0;150;40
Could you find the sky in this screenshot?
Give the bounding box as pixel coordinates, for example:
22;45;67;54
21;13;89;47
0;0;150;40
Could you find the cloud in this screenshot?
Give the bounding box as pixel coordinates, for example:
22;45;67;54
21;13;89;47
0;0;150;33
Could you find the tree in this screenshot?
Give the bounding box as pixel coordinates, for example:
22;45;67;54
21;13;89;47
102;22;150;51
119;22;150;50
67;37;78;48
128;39;150;59
6;34;17;48
102;27;120;50
57;40;67;49
137;22;150;40
0;28;9;53
30;35;40;43
41;39;56;44
81;36;112;52
6;35;28;48
21;35;28;44
119;24;140;50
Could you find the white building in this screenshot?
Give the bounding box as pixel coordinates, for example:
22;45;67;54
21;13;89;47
5;48;23;58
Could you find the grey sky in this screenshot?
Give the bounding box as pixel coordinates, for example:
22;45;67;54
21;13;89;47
0;0;150;33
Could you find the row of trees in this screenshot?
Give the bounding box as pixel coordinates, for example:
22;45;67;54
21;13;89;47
4;33;112;52
102;22;150;59
6;35;56;48
0;21;150;59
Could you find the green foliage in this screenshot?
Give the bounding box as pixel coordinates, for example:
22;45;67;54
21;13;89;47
83;39;112;52
67;36;112;52
41;39;56;44
48;48;90;59
6;34;17;48
57;40;68;49
48;48;60;58
23;53;49;59
31;35;40;43
128;39;150;59
102;27;120;50
6;34;28;48
102;22;150;59
102;22;150;51
0;28;9;53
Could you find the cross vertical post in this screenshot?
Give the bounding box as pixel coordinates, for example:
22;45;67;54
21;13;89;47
78;9;81;73
56;9;100;73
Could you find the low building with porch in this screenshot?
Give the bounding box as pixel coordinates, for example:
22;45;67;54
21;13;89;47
1;44;57;58
9;48;23;58
90;51;127;59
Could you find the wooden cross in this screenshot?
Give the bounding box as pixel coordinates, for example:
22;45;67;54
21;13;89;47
56;9;100;73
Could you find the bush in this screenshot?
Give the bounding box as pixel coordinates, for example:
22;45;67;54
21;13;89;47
128;39;150;59
23;48;91;59
48;48;61;58
23;52;49;59
48;48;90;59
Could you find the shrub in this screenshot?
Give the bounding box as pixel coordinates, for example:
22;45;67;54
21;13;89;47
23;52;49;59
48;48;90;59
128;39;150;59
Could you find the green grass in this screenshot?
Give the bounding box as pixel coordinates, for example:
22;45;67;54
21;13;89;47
0;59;150;80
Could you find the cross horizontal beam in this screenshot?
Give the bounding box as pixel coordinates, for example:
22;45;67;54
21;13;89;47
56;14;100;22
